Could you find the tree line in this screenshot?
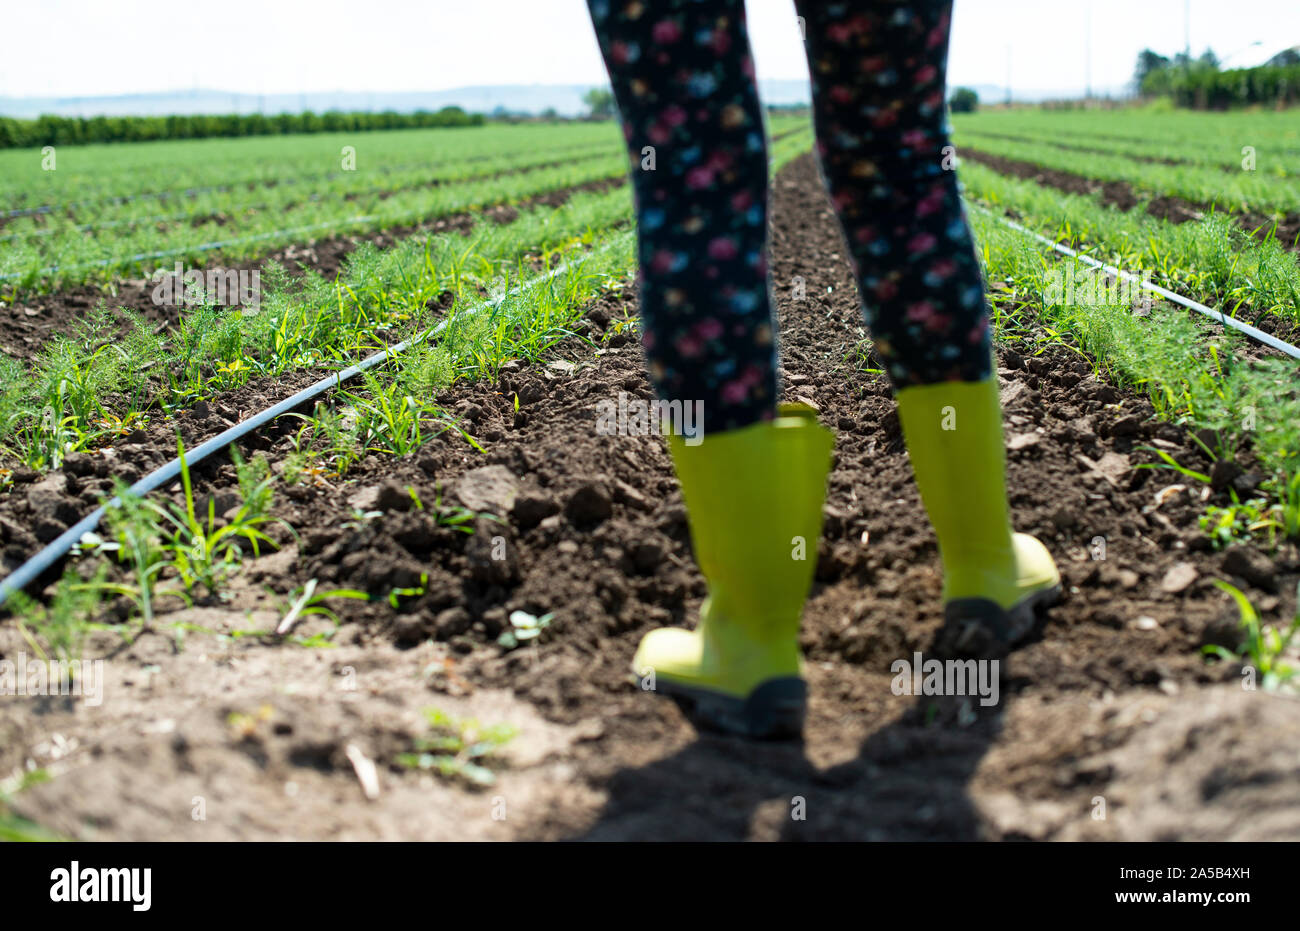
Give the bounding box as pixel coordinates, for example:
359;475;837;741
1135;46;1300;109
0;106;484;150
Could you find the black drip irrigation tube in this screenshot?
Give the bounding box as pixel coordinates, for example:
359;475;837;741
0;239;622;607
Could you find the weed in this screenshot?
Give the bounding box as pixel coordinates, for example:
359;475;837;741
1200;495;1284;550
1278;472;1300;541
388;573;428;610
1203;581;1300;691
92;479;188;627
275;578;368;638
0;768;64;842
497;610;554;651
427;483;498;535
232;447;275;520
76;438;284;622
159;438;283;597
1136;447;1212;485
396;708;518;788
9;566;104;664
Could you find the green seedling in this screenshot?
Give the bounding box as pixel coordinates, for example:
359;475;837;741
428;483;500;534
91;479;189;627
496;610;554;650
75;438;287;625
9;566;105;666
1203;581;1300;691
1135;447;1211;485
396;708;518;788
1200;494;1285;551
276;578;369;638
388;573;429;609
158;438;284;597
0;769;65;842
1278;471;1300;542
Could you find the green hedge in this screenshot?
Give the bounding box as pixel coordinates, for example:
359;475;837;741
1141;63;1300;109
0;107;485;149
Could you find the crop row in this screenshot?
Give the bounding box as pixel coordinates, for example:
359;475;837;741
950;127;1298;180
3;118;812;294
0;122;815;479
951;126;1300;216
963;169;1300;548
0;127;814;651
0;183;631;473
958;158;1300;327
2;116;811;212
1;147;625;280
952;108;1300;158
0;122;621;209
7;117;809;235
0;138;616;231
0;151;629;292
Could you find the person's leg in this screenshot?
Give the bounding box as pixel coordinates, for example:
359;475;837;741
794;0;1059;653
585;0;832;738
795;0;990;386
585;0;778;435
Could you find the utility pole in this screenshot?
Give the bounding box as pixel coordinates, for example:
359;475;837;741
1084;1;1092;101
1006;44;1012;106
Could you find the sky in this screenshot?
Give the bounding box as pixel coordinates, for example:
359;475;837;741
2;0;1297;100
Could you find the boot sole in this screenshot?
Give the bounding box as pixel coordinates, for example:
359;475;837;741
650;676;806;741
938;582;1063;659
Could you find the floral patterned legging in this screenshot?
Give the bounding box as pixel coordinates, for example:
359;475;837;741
586;0;993;436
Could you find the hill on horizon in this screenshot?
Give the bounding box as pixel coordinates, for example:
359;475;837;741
0;80;1123;120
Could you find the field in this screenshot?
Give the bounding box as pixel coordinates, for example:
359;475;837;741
1;106;1298;841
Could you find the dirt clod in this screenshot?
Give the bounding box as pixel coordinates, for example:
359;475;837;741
565;480;613;526
451;465;519;516
1221;546;1277;592
1160;562;1198;594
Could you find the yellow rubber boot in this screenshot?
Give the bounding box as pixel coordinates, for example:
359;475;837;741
895;377;1061;655
631;404;834;739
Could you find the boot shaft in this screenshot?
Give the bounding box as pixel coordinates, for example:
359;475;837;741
667;404;834;629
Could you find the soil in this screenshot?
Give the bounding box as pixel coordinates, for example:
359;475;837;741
3;153;1298;841
962;146;1300;259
